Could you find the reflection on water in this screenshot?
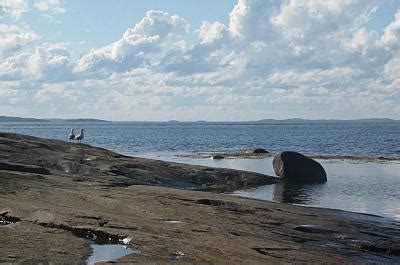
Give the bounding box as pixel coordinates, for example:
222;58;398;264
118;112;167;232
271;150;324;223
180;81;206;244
272;182;325;204
150;154;400;221
86;244;139;265
236;159;400;221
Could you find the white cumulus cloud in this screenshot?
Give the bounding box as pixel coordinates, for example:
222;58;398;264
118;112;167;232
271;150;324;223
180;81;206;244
0;0;28;20
34;0;65;14
0;23;39;57
74;10;189;75
0;43;72;81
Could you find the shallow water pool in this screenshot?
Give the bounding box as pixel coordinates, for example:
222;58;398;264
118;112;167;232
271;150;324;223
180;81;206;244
86;244;140;264
145;154;400;221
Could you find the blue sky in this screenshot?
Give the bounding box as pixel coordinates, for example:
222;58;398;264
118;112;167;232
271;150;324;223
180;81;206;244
25;1;237;56
1;0;400;121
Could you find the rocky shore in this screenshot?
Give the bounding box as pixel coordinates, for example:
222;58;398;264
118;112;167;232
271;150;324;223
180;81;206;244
1;133;400;264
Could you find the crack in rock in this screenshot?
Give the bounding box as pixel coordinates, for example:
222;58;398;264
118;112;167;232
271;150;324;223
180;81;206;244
0;212;21;225
38;222;127;244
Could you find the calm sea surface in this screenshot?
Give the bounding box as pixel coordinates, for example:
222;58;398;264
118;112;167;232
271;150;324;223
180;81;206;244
1;121;400;220
162;156;400;221
1;121;400;157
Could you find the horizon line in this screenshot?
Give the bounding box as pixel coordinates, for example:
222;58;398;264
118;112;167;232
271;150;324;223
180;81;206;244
1;116;399;123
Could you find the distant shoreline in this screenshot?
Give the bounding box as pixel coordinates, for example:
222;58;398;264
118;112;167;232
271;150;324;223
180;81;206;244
0;116;111;123
63;119;111;123
0;116;398;124
0;116;50;122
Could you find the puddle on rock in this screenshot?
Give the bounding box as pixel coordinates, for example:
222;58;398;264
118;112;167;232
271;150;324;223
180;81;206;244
86;244;140;265
86;236;140;264
79;232;140;264
0;220;14;225
38;222;140;264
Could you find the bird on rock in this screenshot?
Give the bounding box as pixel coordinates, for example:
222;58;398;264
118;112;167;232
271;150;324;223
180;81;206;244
68;128;75;142
75;129;85;143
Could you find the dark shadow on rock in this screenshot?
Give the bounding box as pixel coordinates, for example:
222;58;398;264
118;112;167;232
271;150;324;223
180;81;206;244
0;161;50;175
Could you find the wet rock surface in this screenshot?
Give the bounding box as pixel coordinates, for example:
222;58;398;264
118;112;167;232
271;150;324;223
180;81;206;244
1;133;400;264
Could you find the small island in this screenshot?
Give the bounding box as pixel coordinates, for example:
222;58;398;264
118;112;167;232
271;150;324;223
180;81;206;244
64;119;111;123
0;116;111;123
0;116;50;122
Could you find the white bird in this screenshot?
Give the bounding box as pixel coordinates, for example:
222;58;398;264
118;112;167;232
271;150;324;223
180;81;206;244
75;129;85;143
68;128;75;142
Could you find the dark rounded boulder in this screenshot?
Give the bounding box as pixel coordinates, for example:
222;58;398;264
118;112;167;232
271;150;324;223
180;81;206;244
247;148;269;154
272;151;327;183
210;155;224;160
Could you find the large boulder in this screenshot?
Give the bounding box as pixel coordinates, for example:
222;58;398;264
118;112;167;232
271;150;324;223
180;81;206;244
272;151;327;183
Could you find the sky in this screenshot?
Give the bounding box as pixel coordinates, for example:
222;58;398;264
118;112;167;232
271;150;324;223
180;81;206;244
1;0;400;121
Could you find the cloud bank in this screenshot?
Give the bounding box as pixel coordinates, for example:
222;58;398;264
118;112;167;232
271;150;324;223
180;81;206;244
1;0;400;120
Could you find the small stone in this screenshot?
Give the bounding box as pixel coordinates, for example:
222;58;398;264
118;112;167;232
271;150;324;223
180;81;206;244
247;148;269;154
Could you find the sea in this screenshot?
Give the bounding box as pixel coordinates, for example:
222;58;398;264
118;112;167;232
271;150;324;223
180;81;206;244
1;121;400;221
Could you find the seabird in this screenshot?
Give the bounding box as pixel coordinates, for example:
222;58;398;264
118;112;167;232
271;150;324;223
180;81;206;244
68;128;75;142
75;129;85;143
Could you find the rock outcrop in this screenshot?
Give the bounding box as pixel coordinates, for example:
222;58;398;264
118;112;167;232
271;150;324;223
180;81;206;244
0;133;275;192
1;133;400;264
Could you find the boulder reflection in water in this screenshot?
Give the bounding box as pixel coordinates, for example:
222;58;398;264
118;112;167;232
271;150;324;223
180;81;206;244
273;181;325;204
